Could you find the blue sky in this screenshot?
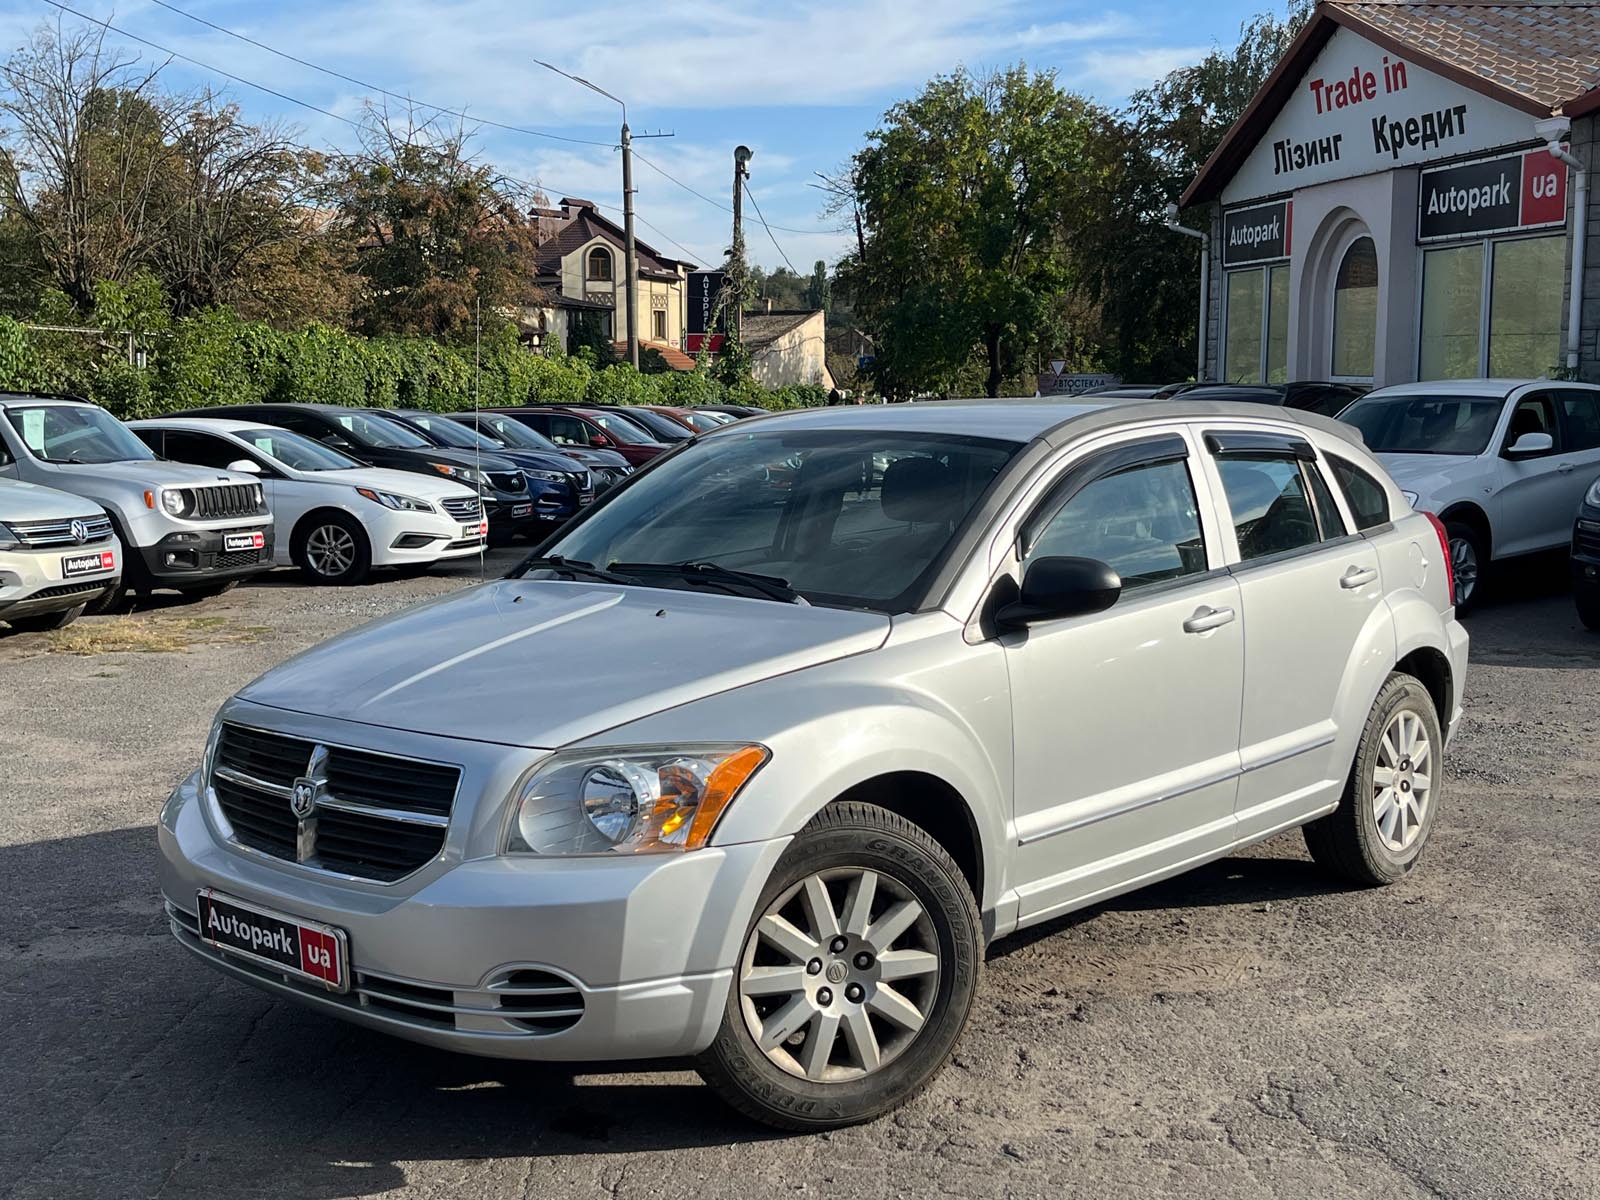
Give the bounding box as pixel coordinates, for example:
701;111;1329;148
4;0;1278;269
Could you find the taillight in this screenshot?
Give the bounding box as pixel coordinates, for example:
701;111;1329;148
1423;511;1454;608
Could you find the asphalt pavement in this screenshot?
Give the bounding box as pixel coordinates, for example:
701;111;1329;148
0;550;1595;1199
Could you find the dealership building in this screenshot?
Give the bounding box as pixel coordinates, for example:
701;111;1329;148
1182;0;1600;388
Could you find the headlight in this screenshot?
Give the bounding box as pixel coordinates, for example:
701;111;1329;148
0;522;18;550
251;484;264;508
1400;490;1419;508
1586;478;1600;508
506;744;769;856
355;486;434;513
529;470;567;484
160;488;190;517
429;463;482;485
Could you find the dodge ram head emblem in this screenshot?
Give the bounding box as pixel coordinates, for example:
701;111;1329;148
290;779;318;819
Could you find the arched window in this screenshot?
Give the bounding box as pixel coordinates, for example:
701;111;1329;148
1331;236;1377;378
586;246;613;281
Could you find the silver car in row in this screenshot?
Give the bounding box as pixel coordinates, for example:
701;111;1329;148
158;399;1467;1129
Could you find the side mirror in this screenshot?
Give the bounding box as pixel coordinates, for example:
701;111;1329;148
323;435;353;450
589;432;613;447
995;556;1122;629
1505;431;1553;458
227;459;262;475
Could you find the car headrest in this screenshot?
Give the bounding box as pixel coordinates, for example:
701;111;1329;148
880;455;958;525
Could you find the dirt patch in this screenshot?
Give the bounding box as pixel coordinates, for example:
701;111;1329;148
45;615;271;656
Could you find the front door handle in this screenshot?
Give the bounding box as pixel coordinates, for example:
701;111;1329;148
1340;566;1378;589
1558;462;1576;474
1183;605;1236;633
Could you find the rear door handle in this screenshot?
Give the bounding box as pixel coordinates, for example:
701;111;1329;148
1340;566;1378;589
1183;605;1236;633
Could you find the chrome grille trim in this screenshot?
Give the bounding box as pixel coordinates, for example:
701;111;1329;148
7;514;113;548
440;495;483;520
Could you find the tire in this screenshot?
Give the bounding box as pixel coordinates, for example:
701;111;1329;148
85;578;132;615
293;513;372;585
181;580;238;600
1577;581;1600;632
1444;520;1485;613
695;802;982;1131
4;603;86;633
1303;673;1443;887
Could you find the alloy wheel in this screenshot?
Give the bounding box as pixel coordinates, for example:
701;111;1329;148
306;523;357;578
737;867;941;1083
1449;536;1478;606
1372;709;1432;853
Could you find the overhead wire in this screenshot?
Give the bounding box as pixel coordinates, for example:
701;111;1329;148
744;181;799;274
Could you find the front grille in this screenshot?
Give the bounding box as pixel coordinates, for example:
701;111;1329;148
215;549;264;570
486;471;525;494
28;579;113;600
165;902;586;1036
211;723;460;882
192;485;265;520
1576;522;1600;559
440;496;483;521
7;513;113;548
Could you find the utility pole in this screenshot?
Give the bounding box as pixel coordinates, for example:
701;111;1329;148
731;145;752;339
621;121;639;367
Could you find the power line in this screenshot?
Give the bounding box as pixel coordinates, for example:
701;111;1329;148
632;148;835;238
145;0;616;148
35;0;361;128
744;181;799;275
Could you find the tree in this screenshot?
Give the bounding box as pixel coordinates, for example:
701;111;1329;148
836;66;1100;397
804;259;829;312
328;106;545;340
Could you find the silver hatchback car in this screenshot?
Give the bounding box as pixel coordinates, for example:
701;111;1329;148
159;400;1468;1129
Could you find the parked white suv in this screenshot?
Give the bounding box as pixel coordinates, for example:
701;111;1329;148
1339;380;1600;609
130;418;487;585
0;478;121;632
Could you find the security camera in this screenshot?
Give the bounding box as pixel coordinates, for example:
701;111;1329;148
1164;201;1180;224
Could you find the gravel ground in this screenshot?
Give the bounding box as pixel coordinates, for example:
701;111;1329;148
1;551;1596;1200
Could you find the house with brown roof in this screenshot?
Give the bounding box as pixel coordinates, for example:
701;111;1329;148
1182;0;1600;387
526;198;695;356
742;307;836;389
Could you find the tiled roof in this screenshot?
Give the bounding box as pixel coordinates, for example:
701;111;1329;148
532;200;694;279
740;310;818;351
613;340;697;370
1185;1;1600;205
1332;1;1600;112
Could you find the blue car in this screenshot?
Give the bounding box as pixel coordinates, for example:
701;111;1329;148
445;410;634;489
375;409;596;526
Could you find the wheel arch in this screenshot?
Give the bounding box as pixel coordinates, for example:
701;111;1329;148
820;772;984;908
1437;501;1492;560
289;504;368;557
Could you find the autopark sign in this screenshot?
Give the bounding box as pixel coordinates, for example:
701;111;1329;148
1418;150;1567;242
1223;200;1292;266
1223;26;1539;203
686;270;726;353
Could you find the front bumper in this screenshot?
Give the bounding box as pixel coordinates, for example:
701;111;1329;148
0;540;120;619
1572;514;1600;585
158;769;787;1061
136;525;275;586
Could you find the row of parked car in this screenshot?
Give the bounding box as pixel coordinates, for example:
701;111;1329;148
0;394;767;632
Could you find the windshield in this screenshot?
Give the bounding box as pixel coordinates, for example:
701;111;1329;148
5;404;155;464
236;428;361;471
624;409;694;442
1342;394;1505;455
397;413;498;451
331;411;431;449
538;429;1020;611
479;416;561;453
582;410;660;446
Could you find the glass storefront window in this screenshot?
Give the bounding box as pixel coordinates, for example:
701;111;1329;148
1225;270;1264;383
1332;237;1378;378
1489;235;1565;377
1225;264;1289;384
1420;244;1484;380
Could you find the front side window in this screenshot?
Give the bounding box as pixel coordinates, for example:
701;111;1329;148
1504;393;1558;454
331;412;431;449
1215;456;1321;561
540;430;1019;611
1026;458;1208;589
1341;394;1504;456
1328;455;1392;530
587;246;613;281
1332;236;1378;378
546;415;590;446
4;404;155;464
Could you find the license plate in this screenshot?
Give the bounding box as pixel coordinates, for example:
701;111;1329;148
224;531;266;553
511;503;533;518
196;889;349;992
62;549;115;578
461;522;486;539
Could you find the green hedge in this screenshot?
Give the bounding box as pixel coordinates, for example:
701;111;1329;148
0;307;831;419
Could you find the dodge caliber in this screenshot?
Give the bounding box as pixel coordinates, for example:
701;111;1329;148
159;400;1468;1129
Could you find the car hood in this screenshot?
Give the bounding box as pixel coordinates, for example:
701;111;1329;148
562;447;630;470
237;580;891;748
50;458;260;489
305;466;478;502
1373;452;1481;503
0;477;108;521
478;448;581;474
374;445;522;473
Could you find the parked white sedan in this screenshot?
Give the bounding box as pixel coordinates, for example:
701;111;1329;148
1339;379;1600;609
131;418;487;584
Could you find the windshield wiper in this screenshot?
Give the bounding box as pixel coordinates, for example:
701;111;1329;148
609;560;807;605
508;555;636;584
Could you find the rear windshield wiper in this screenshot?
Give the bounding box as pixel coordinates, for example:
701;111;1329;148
609;560;807;605
508;555;636;584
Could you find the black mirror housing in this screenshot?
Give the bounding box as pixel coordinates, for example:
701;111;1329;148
995;556;1122;629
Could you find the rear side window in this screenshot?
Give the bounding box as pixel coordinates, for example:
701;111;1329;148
1215;456;1321;561
1328;455;1392;530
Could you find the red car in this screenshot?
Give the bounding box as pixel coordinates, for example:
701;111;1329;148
483;406;668;468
